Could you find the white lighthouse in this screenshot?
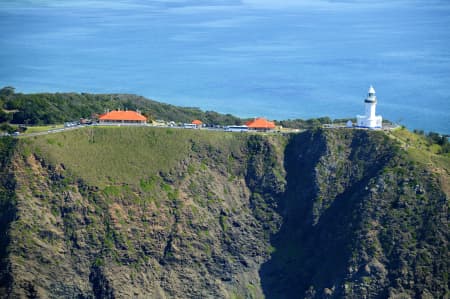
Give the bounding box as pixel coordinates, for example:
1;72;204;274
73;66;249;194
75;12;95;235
356;86;382;129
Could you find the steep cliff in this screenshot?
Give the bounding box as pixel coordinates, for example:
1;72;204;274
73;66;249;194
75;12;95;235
261;129;448;298
0;127;448;298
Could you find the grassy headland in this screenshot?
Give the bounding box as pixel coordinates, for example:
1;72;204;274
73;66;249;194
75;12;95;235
25;126;250;187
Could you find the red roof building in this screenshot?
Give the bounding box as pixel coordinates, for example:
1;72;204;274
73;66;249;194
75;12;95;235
98;110;147;124
191;119;203;127
245;117;276;130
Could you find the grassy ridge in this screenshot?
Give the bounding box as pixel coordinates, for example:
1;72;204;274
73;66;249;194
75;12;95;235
25;127;249;187
25;126;450;190
387;127;450;197
388;127;450;172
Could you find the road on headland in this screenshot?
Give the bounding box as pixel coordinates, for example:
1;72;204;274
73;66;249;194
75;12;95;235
18;124;90;138
5;122;396;139
7;123;299;138
5;124;228;138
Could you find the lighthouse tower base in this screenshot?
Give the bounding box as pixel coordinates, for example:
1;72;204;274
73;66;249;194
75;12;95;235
356;86;383;129
356;115;382;129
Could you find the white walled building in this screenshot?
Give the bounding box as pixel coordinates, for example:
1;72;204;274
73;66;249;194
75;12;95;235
356;86;382;129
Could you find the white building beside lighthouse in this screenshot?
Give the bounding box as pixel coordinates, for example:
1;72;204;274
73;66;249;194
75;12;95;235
356;86;382;129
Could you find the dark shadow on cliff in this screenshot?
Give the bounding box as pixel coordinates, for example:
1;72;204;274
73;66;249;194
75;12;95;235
259;130;395;298
0;137;18;296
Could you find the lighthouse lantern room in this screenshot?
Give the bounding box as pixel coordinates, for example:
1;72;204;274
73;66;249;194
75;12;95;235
356;86;382;129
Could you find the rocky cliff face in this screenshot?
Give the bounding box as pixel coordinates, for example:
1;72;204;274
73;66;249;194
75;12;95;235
0;128;448;298
261;130;448;298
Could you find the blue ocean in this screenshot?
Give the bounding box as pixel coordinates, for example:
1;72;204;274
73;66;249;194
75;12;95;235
0;0;449;133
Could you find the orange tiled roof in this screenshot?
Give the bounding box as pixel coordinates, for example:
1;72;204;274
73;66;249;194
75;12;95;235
99;110;147;121
245;117;275;129
191;119;203;125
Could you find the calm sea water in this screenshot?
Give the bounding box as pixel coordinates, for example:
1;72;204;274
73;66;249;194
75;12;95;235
0;0;449;133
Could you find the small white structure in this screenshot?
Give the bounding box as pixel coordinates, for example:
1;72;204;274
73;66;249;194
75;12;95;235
224;125;249;132
356;86;382;129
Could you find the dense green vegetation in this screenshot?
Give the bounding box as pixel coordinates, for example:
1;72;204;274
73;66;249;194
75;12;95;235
0;137;17;293
276;117;395;130
0;86;242;125
276;117;333;129
413;128;450;154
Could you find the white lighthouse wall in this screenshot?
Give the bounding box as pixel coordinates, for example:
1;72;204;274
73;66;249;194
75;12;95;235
356;115;382;128
368;103;376;118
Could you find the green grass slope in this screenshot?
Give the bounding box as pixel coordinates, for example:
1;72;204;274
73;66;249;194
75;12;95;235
26;127;248;187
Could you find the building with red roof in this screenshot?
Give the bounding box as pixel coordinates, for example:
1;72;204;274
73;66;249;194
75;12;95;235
98;110;147;124
245;117;276;131
191;119;203;128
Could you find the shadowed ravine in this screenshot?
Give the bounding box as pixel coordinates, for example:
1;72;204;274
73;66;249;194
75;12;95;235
260;130;397;298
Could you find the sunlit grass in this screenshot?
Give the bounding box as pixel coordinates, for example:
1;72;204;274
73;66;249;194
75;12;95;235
25;126;249;188
387;127;449;173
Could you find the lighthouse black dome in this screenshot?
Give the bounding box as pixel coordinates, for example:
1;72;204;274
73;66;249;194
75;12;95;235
364;86;377;103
